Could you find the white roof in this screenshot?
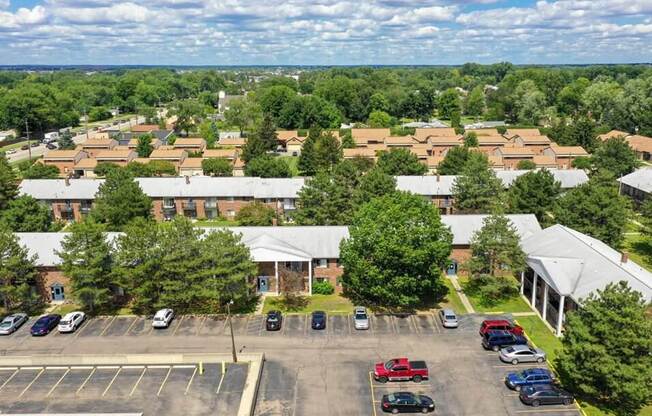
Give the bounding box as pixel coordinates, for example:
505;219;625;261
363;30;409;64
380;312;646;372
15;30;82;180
495;169;589;189
522;225;652;303
441;214;542;245
15;232;121;267
618;168;652;194
19;179;103;200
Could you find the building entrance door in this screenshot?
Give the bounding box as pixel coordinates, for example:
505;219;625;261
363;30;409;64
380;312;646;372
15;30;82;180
258;276;269;293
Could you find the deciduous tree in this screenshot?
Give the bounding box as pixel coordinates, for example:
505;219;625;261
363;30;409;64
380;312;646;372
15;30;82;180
376;148;427;176
235;201;277;226
592;137;640;178
437;146;470;175
1;195;56;232
136;134;154;157
202;158;233;177
19;162;60;179
0;153;18;211
244;155;291;178
507;169;561;224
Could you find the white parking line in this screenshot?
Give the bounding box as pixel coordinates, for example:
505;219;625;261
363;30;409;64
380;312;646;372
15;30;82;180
368;371;377;416
172;365;196;369
102;367;122;397
0;367;17;371
129;367;147;397
171;315;185;336
185;366;197;395
47;368;70;397
411;315;421;334
18;367;45;398
99;316;117;336
0;369;19;392
515;409;580;414
21;366;44;370
347;314;352;334
390;316;398;333
148;365;171;369
76;367;96;394
124;317;140;336
122;365;145;369
196;316;207;336
157;367;172;396
70;366;94;370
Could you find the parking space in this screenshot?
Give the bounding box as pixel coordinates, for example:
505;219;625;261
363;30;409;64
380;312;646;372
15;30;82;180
76;316;113;337
284;314;306;336
103;316;137;336
200;315;226;336
329;314;350;336
0;362;248;416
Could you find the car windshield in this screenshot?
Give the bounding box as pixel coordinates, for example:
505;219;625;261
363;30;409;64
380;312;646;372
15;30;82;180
0;322;11;328
445;315;456;320
59;320;70;325
154;317;163;321
355;313;367;320
384;360;396;370
505;347;515;353
267;316;278;322
386;394;396;402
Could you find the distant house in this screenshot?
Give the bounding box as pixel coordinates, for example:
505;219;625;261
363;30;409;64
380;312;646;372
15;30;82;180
542;145;589;169
42;149;89;176
80;138;118;157
95;149;137;167
597;130;652;162
173;138;207;154
179;158;205;177
493;147;535;169
618;168;652;206
149;148;187;170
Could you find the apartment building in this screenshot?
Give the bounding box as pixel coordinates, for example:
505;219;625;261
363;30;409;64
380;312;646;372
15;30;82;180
618;168;652;206
41;149;89;176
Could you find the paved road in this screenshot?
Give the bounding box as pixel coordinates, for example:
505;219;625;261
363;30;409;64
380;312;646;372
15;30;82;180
7;116;145;164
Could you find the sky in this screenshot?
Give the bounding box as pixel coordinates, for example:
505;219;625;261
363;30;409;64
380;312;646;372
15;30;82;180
1;0;652;65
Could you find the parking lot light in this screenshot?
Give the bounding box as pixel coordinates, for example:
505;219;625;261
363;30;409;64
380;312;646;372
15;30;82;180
227;300;237;363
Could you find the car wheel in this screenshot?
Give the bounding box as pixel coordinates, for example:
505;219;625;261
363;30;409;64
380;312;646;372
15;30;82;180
378;376;388;383
391;409;399;414
515;385;521;392
413;375;422;383
563;399;572;406
531;400;540;407
536;357;544;363
492;345;499;352
511;359;519;365
421;407;429;413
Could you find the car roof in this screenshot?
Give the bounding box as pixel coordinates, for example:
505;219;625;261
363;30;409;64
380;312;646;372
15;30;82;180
483;319;511;325
354;306;366;311
62;312;81;320
312;311;325;316
442;309;456;316
267;310;280;315
487;329;511;336
509;344;532;351
155;309;171;315
522;368;550;375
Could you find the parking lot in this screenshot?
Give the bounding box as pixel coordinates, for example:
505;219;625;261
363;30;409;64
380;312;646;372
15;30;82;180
0;362;246;415
0;312;582;416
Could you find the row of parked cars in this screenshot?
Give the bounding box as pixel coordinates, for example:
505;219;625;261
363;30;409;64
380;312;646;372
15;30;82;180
0;312;86;336
480;319;575;408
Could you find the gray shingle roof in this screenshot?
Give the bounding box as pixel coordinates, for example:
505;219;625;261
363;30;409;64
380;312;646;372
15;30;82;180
441;214;541;245
618;168;652;194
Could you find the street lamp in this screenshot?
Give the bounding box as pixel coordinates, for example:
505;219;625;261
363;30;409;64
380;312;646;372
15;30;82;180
226;300;237;363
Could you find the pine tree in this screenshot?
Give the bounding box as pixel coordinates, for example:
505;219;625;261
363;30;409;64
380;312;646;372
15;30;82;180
466;213;526;277
0;153;18;211
507;169;561;224
0;225;44;314
136;134;154;157
92;169;152;230
452;152;503;213
297;126;321;175
57;131;76;150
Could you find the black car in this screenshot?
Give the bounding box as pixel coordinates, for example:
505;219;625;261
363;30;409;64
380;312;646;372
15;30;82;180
519;384;574;407
482;330;528;351
46;143;57;150
381;392;435;414
266;310;283;331
311;311;326;330
30;314;62;336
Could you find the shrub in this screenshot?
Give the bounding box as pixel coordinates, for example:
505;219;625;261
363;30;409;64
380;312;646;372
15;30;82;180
465;274;519;306
312;280;335;295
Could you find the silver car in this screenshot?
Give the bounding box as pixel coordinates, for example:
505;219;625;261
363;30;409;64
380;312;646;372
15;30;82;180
438;309;458;328
0;313;28;335
353;307;369;330
500;344;546;365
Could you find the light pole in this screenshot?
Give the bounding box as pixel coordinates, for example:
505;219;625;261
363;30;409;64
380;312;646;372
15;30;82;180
226;300;237;363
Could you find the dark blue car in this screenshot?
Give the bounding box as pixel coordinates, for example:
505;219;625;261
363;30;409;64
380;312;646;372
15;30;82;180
505;368;554;391
311;311;326;330
30;314;61;336
482;330;528;351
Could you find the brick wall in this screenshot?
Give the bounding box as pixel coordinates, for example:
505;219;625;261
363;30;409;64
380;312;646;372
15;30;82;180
313;259;344;293
35;268;70;302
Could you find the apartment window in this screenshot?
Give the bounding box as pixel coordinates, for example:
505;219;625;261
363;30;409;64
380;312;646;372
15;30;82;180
226;196;235;202
163;198;175;208
314;259;328;268
336;277;342;287
316;277;327;283
227;209;235;217
284;262;303;272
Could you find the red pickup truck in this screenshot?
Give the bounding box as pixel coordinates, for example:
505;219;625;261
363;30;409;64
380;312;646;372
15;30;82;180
373;358;429;383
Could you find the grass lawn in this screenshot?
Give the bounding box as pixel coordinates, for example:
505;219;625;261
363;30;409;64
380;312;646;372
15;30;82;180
51;303;82;316
262;293;353;314
513;315;561;361
623;232;652;272
459;276;532;313
0;140;29;151
441;277;467;313
279;156;300;176
194;219;239;227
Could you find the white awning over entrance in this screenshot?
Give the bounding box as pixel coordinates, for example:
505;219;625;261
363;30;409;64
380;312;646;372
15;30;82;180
244;234;312;262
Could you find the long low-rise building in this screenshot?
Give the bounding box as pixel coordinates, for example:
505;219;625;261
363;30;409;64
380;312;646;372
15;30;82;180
20;170;589;221
16;214;541;302
618;168;651;206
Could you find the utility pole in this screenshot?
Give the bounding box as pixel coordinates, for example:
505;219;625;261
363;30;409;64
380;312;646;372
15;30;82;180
227;300;237;363
25;120;32;161
84;108;89;140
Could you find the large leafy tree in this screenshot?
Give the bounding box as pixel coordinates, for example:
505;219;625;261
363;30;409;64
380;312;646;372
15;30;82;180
437;88;461;120
553;172;631;247
352;168;396;206
556;282;652;416
464;86;485;117
437;146;470;175
136;134;154;157
57;220;114;314
92;169;152;231
202;158;233;177
19;162;60;179
466;213;527;277
244;155;291;178
507;169;561;225
235;201;277;226
297;127;342;175
0;153;18;211
452;152;503;213
376;148;427;176
1;195;55;232
0;225;44;314
592;137;640;178
340;192;452;310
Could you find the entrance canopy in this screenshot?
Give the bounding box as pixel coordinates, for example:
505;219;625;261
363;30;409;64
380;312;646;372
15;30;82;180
244;234;312;262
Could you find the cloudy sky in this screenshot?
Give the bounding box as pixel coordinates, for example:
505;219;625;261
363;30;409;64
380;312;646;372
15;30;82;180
1;0;651;65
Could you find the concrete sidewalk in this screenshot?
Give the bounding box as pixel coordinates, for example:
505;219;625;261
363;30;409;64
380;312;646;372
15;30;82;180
447;275;475;314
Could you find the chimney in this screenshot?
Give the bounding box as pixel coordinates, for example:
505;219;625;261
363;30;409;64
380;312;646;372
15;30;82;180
436;174;440;182
185;175;190;184
620;252;628;264
64;176;70;186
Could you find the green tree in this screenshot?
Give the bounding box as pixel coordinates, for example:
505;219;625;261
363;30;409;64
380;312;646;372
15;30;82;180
516;160;536;170
464;86;485;117
201;158;233;177
57;220;114;314
148;160;176;176
592;137;641;178
0;225;43;313
244;155;291;178
93;162;120;177
235;201;276;226
507;169;561;224
352;168;396;206
377;148;427;176
514;80;546;125
369;93;390;113
92;169;152;230
241;116;277;163
340;192;452;310
437;146;470;175
313;131;342;172
463;132;479;147
438;88;461;120
571;156;593;170
553;172;631;247
340;129;355;149
452;152;503;213
1;195;55;232
171;99;206;135
0;153;18;211
297;126;321;176
567;117;598;151
224;98;261;135
556;282;652;416
57;131;76;150
20;162;60;179
198;120;219;148
125;161;153;177
136;134;154;157
641;199;652;236
367;110;392;128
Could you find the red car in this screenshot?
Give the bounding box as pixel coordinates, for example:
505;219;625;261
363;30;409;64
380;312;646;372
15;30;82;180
373;358;429;383
479;319;524;337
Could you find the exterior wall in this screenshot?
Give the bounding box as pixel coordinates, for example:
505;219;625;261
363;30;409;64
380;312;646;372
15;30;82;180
450;247;471;271
431;196;454;215
502;156;533;169
36;268;70;302
43;160;76;176
152;199;164;220
620;183;649;206
313;259;344;293
179;167;204;176
554;156;574;169
287;143;302;154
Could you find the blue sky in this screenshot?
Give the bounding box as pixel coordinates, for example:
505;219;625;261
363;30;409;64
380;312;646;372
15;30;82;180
1;0;651;65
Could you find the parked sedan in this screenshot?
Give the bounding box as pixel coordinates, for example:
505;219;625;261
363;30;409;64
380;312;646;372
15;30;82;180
505;368;554;391
353;306;369;330
438;309;458;328
266;310;283;331
381;392;435;413
30;314;62;336
0;313;28;335
152;308;175;328
519;384;574;407
500;344;546;365
311;310;326;330
57;311;86;333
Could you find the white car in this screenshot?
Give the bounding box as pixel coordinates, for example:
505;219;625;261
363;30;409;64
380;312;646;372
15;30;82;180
152;308;175;328
57;311;86;333
353;307;369;330
438;309;459;328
